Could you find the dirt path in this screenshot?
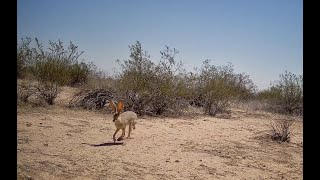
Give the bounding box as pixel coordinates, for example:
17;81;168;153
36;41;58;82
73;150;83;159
17;103;302;180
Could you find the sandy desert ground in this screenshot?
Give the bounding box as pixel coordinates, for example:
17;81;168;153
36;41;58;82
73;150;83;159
17;87;303;180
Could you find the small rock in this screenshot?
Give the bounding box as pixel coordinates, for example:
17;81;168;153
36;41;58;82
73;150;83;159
175;160;179;162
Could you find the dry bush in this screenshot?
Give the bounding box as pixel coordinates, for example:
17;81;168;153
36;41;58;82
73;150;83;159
17;80;37;103
35;82;61;105
268;119;293;142
17;80;51;107
17;80;61;106
69;89;113;110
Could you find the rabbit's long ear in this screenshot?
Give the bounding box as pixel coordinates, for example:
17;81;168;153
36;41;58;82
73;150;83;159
117;100;124;113
109;101;117;113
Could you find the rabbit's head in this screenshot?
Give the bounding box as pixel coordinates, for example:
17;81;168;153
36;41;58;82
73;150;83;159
109;100;124;122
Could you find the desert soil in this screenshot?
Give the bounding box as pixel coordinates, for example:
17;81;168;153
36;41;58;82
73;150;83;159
17;87;303;180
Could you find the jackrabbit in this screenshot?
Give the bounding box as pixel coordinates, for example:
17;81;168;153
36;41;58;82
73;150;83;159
109;100;137;142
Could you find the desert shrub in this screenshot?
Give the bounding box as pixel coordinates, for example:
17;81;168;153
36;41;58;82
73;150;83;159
22;37;93;105
147;46;186;115
257;71;303;115
115;41;155;115
115;42;257;117
17;37;33;79
17;80;37;103
30;38;85;84
193;60;256;116
69;62;94;86
18;37;93;81
116;41;186;116
29;38;73;104
34;81;60;105
268;119;293;142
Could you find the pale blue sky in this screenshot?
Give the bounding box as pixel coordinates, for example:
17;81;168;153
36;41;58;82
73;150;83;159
17;0;302;90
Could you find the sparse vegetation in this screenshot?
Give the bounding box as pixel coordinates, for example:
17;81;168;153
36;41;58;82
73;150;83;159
257;71;303;116
17;37;33;79
192;60;256;116
114;42;257;117
17;80;37;103
17;37;302;119
17;37;94;105
268;119;294;142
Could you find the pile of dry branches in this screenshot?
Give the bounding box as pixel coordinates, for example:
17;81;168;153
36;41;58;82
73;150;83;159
68;89;113;110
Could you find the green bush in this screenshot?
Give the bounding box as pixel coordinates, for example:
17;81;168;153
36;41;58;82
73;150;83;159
257;71;303;115
116;41;155;115
17;37;33;79
17;37;93;105
116;41;185;116
69;62;93;86
194;60;256;116
30;38;84;84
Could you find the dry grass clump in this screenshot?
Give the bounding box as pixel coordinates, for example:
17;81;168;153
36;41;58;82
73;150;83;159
268;119;293;142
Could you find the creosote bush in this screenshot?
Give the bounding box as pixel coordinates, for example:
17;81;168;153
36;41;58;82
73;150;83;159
257;71;303;116
116;41;186;116
17;37;93;105
192;60;256;116
17;37;33;79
